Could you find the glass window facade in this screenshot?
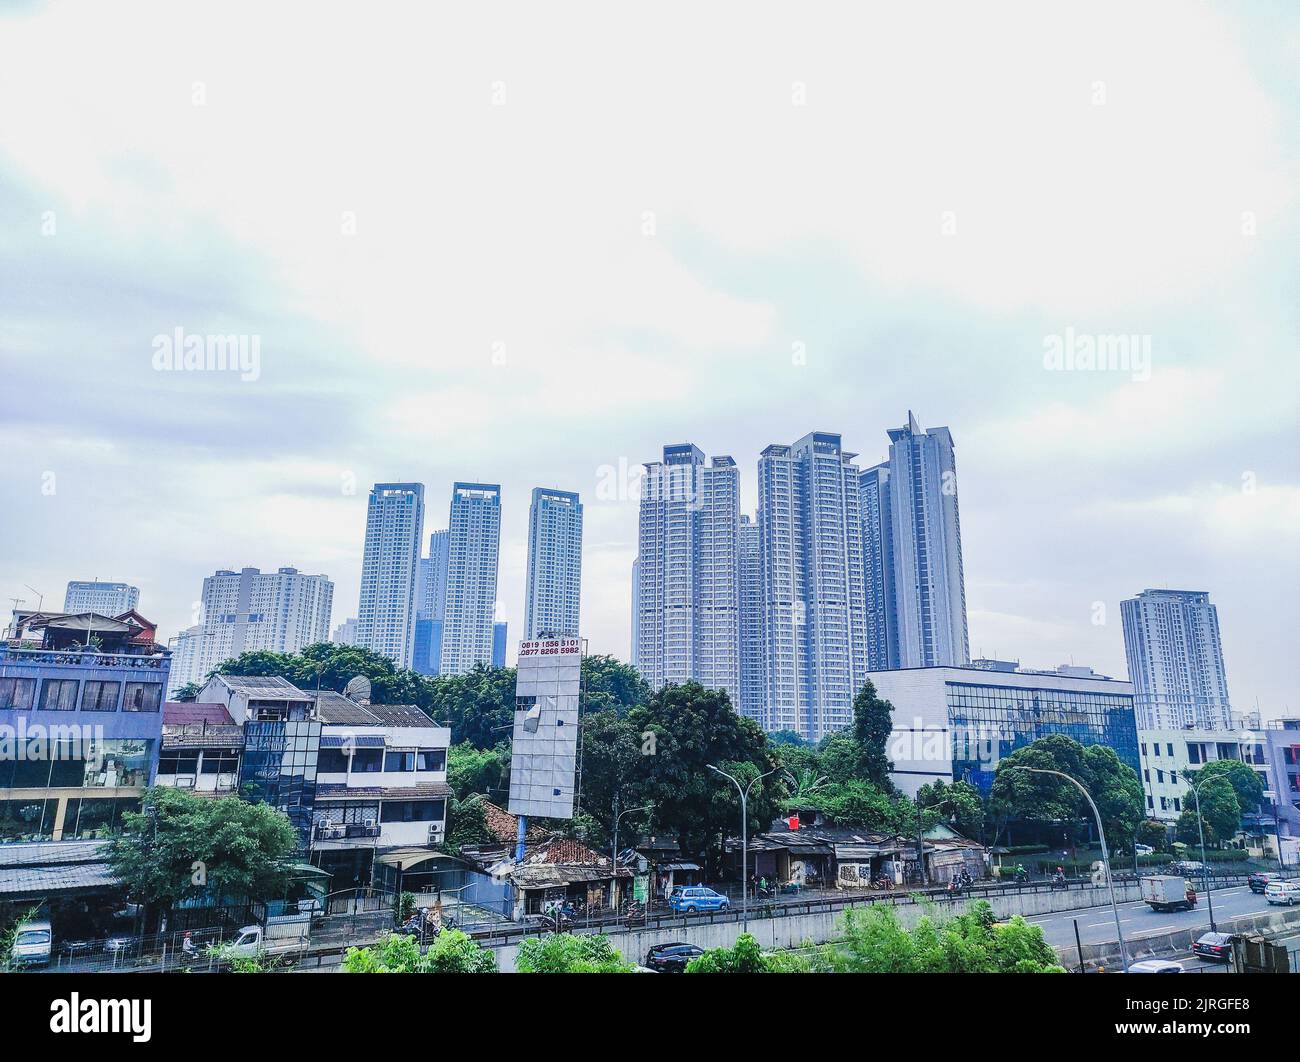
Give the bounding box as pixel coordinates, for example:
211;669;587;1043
0;738;154;790
946;681;1140;794
239;720;320;845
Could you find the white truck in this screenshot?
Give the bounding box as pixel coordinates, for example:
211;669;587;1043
1141;875;1197;913
223;912;312;961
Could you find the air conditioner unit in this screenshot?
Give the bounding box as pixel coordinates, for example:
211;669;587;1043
175;776;195;789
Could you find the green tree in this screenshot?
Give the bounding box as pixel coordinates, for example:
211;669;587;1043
342;929;496;972
428;665;517;749
630;682;783;871
575;709;656;846
447;741;510;802
850;679;896;789
108;787;298;910
828;900;1062;973
581;655;651;715
1176;775;1240;846
916;779;986;840
514;933;632;972
686;932;772;972
1136;819;1170;851
989;735;1143;851
212;643;436;712
170;682;202;703
814;780;911;831
1188;760;1265;818
442;794;495;854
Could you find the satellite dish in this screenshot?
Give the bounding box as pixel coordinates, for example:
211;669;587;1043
343;675;372;704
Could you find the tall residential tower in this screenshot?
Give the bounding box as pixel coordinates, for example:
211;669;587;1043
634;445;740;706
864;412;969;670
439;483;501;675
1121;589;1233;730
757;431;868;739
523;488;583;639
357;482;425;668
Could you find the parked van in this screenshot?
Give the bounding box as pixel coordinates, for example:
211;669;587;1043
10;919;53;967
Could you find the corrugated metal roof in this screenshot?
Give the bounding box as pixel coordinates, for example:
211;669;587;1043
163;701;235;726
0;840;109;868
0;861;117;898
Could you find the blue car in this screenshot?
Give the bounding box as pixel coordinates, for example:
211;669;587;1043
668;886;730;914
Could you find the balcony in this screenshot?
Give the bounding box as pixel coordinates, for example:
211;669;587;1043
313;821;381;843
0;645;169;671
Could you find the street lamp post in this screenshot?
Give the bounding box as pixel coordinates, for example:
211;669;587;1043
708;763;780;931
1184;779;1217;932
1011;766;1129;972
611;799;653;911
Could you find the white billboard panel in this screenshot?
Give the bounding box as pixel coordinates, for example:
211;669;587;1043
507;638;581;819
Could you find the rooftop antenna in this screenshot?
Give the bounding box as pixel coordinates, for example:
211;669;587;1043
23;585;44;613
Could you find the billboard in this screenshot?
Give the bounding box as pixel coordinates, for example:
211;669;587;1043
507;637;581;819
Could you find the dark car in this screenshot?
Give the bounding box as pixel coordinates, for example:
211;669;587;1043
645;942;705;972
1191;931;1236;964
1248;871;1283;894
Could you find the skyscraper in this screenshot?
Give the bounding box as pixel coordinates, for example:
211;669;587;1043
357;482;425;668
168;566;334;692
63;580;139;616
737;514;765;724
757;432;868;739
523;487;583;639
439;483;501;675
1121;589;1233;730
868;412;969;669
413;530;449;675
859;463;899;670
630;556;640;664
634;445;740;706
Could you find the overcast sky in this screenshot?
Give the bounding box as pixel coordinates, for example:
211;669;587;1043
1;2;1296;719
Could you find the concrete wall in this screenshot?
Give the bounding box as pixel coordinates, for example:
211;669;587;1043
488;882;1148;971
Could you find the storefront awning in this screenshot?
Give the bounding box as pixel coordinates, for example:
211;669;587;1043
375;849;456;873
658;862;701;872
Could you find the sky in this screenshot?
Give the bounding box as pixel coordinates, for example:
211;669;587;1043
1;2;1296;719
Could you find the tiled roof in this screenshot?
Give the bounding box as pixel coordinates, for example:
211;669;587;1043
480;801;547;844
163;701;235;726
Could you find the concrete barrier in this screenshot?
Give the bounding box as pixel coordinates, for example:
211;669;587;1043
488;882;1149;971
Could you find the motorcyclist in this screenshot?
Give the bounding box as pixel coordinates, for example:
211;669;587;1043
1052;866;1066;888
181;931;197;963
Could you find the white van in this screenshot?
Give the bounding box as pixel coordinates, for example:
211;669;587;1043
11;919;53;967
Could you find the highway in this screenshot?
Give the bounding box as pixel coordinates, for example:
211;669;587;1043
1021;884;1291;970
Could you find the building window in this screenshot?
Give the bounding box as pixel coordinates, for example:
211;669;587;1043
380;799;446;823
417;749;445;772
158;751;200;776
352;749;383;773
384;751;416;773
0;678;36;710
318;749;350;773
81;681;121;712
40;680;79;711
123;682;162;712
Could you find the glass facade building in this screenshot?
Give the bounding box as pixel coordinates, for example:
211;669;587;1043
867;664;1139;798
946;679;1140;793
